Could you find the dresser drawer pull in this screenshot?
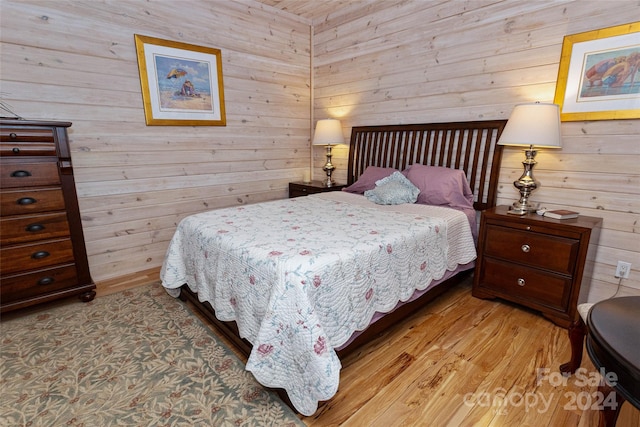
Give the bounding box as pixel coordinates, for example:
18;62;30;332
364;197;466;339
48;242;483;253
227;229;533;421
37;276;55;286
521;244;530;253
31;250;50;260
9;132;17;139
17;197;37;205
10;170;32;178
12;147;20;153
517;278;526;287
26;223;45;232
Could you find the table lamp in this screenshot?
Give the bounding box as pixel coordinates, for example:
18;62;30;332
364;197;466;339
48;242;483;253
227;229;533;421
313;118;344;187
498;102;562;215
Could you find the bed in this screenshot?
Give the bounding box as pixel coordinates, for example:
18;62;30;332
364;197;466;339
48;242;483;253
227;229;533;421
160;120;506;415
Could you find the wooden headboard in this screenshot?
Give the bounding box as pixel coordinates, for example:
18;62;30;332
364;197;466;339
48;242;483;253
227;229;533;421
347;120;507;211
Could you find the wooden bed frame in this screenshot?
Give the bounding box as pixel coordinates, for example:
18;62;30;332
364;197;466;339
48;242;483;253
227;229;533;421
179;120;507;361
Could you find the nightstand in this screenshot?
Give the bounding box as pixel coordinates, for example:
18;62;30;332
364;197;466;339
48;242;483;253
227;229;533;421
472;205;602;328
288;181;346;198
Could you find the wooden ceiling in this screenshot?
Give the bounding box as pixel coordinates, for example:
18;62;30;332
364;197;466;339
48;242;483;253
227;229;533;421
254;0;359;22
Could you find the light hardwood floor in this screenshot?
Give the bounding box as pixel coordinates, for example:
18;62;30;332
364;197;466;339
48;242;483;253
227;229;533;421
95;270;640;426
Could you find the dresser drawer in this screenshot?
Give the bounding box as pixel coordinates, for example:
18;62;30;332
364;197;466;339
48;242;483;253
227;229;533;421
1;127;55;143
1;212;70;245
480;257;571;311
1;188;65;216
0;239;75;275
0;127;56;157
0;161;60;188
1;264;78;303
483;224;579;274
1;143;57;157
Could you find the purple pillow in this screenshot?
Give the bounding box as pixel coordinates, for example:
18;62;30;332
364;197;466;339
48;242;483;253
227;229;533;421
403;164;474;209
342;166;398;194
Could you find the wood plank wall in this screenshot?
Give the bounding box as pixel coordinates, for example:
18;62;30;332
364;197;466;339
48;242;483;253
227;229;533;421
0;0;312;285
311;1;640;302
1;0;638;304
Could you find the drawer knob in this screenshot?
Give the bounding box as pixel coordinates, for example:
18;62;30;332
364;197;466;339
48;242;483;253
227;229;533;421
12;147;20;153
17;197;37;205
9;132;17;139
31;250;50;260
26;223;45;232
517;278;526;287
521;244;530;253
37;276;55;286
10;170;32;178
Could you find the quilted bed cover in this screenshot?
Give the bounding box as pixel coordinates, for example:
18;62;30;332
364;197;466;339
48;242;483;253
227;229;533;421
160;191;476;415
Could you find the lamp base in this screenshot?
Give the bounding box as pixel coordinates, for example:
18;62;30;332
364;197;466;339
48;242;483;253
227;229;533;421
322;144;336;188
507;146;539;215
507;202;536;215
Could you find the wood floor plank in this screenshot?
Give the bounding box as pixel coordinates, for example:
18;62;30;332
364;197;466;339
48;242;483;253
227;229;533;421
298;277;640;426
403;306;534;425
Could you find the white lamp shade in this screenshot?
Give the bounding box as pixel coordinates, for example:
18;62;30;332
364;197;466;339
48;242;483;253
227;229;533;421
313;119;344;146
498;102;562;148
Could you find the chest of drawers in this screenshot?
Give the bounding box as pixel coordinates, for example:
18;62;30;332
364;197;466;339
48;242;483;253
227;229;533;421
1;119;95;313
472;206;601;328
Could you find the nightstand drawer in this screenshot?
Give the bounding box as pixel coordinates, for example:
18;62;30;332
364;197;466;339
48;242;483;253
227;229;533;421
484;224;578;274
289;181;346;198
480;257;571;311
290;185;315;197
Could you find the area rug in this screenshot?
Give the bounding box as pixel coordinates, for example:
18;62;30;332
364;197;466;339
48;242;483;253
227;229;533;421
0;282;305;427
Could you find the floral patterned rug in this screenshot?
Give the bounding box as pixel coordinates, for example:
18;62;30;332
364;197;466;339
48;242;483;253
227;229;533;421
0;283;305;426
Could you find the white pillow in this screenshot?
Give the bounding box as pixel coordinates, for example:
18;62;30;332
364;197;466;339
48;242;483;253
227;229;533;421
364;171;420;205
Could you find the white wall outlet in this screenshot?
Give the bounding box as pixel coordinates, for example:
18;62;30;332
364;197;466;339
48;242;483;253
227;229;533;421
615;261;631;279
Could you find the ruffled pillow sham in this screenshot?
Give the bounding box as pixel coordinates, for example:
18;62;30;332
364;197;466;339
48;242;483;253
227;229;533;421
364;171;420;205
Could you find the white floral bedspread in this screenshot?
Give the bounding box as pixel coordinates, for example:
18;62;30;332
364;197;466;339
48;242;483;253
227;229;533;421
160;191;476;415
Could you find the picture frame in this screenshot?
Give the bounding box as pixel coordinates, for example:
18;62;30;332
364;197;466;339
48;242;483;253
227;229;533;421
553;22;640;121
134;34;226;126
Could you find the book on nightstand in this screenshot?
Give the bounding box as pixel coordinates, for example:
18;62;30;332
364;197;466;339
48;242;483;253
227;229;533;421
544;209;579;219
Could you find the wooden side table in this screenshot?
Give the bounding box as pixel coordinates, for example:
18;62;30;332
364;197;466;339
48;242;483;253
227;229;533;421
472;205;602;328
288;181;346;198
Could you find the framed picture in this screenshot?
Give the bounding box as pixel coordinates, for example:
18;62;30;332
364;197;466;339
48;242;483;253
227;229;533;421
134;34;226;126
553;22;640;121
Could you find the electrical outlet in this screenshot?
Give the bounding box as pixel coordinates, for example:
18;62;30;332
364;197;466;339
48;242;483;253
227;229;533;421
615;261;631;279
